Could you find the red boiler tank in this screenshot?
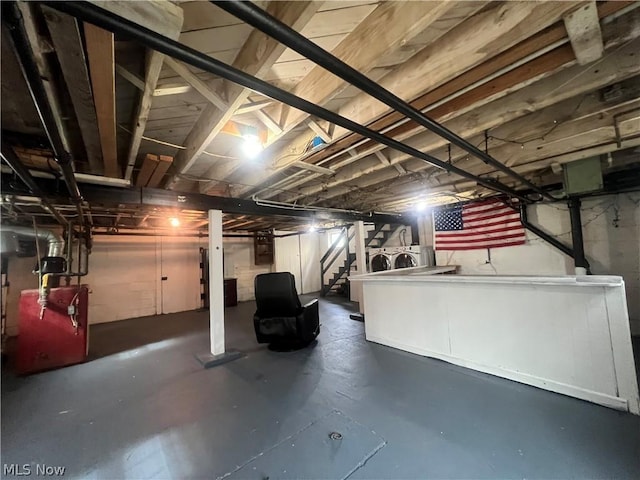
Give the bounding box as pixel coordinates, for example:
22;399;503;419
16;285;89;375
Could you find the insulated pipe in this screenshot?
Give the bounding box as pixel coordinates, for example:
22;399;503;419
568;197;590;274
1;141;69;226
214;1;556;202
42;1;529;202
2;225;65;257
2;2;85;223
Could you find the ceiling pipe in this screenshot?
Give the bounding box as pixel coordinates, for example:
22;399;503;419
0;164;131;188
0;225;65;258
42;1;529;203
1;140;68;226
2;1;85;224
214;1;557;203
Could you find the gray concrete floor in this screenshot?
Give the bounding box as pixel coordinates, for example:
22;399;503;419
2;295;640;479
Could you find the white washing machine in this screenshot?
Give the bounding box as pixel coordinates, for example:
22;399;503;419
391;246;435;270
368;247;395;272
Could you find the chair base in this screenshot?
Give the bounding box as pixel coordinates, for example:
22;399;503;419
195;349;244;368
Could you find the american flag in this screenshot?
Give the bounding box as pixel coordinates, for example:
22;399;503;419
433;199;526;250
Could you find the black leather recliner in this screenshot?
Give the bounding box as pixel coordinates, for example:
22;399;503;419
253;272;320;347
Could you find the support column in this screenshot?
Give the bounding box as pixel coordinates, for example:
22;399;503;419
568;198;590;275
195;209;243;367
351;221;367;312
209;209;224;355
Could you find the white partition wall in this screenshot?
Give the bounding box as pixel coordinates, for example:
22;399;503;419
357;273;640;415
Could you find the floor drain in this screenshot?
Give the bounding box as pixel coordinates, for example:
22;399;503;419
329;431;343;440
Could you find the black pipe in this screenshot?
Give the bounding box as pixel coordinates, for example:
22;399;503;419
568;197;590;273
2;2;85;223
519;204;575;259
1;141;68;226
42;1;528;202
214;1;555;202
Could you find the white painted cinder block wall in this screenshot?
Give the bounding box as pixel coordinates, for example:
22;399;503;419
3;231;322;335
430;193;640;334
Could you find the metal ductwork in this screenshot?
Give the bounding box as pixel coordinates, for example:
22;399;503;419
0;225;65;258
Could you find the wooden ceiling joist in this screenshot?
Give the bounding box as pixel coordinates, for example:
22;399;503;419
237;1;586;198
257;2;639;202
563;1;605;65
43;6;104;175
88;1;184;181
202;0;465;187
83;22;118;177
253;1;634;200
287;38;640;203
165;1;322;190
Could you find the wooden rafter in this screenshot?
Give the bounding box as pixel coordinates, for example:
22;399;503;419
165;1;321;190
42;6;103;174
563;2;604;65
87;1;184;181
83;23;118;177
286;37;640;203
238;1;586;198
203;1;464;186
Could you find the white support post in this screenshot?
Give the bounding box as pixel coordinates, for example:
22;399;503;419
351;221;367;308
195;210;243;367
208;209;224;355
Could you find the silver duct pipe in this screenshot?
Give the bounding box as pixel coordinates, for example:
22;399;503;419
1;225;65;257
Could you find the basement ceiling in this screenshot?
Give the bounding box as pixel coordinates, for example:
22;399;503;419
1;0;639;231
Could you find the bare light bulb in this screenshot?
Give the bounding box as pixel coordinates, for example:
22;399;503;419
170;217;180;227
242;134;263;158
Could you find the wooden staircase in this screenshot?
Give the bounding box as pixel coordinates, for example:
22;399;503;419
320;223;401;296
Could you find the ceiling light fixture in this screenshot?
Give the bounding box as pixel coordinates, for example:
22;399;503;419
242;134;263;159
415;201;429;213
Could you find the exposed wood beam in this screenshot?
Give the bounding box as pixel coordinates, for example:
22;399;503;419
307;119;332;143
254;110;282;135
83;23;118;177
87;1;184;181
206;1;463;185
375;151;406;175
235;100;273;115
259;5;640;201
239;1;584;197
16;3;72;153
290;161;335;176
253;1;634;199
135;153;159;187
163;57;227;110
290;39;640;203
153;84;191;96
42;6;103;174
564;2;604;65
166;1;321;190
115;64;145;92
147;155;173;188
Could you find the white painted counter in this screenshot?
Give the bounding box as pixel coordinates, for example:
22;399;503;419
350;273;640;415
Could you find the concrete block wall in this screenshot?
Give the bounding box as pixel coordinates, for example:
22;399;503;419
223;236;272;302
431;193;640;334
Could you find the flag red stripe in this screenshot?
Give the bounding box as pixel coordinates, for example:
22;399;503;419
462;209;517;223
435;239;526;250
436;232;526;245
435;225;522;239
463;203;510;216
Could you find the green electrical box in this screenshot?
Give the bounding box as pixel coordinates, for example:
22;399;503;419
563;157;603;195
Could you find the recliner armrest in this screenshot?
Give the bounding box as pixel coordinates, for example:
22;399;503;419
303;298;318;309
